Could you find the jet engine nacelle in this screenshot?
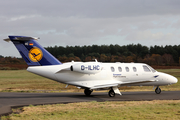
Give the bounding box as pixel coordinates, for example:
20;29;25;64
71;62;102;74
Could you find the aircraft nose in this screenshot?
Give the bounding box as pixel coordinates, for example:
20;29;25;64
158;72;178;85
170;76;178;84
165;73;178;84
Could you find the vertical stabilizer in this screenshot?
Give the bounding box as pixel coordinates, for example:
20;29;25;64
4;36;62;66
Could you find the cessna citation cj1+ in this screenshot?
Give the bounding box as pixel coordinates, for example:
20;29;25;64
4;36;178;97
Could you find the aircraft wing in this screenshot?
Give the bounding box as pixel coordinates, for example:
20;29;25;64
90;79;158;89
67;79;157;90
90;83;119;89
119;79;158;86
67;80;120;89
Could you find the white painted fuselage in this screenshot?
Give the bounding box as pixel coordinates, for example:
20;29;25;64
27;62;178;91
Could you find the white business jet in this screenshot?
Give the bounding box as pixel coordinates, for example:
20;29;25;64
4;36;178;97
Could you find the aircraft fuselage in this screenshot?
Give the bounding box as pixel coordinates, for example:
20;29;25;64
27;62;177;89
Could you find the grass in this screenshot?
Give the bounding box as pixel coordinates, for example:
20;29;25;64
1;100;180;120
0;70;79;92
0;69;179;92
0;69;180;119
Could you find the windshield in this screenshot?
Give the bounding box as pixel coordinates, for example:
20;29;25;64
147;65;156;73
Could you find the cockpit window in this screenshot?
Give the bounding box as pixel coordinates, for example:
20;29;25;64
118;67;122;72
125;67;129;72
111;67;115;72
148;65;156;73
143;65;151;72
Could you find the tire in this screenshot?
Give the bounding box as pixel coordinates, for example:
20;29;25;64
108;89;115;97
84;88;93;96
155;87;161;94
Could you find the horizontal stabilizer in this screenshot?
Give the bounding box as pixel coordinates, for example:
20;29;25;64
4;36;39;42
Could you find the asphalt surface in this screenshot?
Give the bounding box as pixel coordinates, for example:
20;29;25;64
0;91;180;116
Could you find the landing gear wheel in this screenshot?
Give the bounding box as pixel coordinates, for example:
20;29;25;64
108;89;115;97
84;88;93;96
155;87;161;94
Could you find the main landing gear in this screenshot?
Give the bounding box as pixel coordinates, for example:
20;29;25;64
84;87;120;97
108;88;115;97
155;86;161;94
84;88;93;96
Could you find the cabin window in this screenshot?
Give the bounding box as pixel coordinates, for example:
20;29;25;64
133;67;137;72
111;67;115;72
118;67;122;72
125;67;129;72
143;65;151;72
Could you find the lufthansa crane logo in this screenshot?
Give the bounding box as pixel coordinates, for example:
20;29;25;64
29;47;43;62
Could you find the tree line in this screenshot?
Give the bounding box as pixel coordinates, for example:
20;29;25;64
0;56;25;64
0;44;180;66
45;44;180;66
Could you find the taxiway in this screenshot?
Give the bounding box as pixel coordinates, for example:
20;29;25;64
0;91;180;116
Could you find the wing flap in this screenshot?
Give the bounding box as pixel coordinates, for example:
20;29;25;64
90;83;119;89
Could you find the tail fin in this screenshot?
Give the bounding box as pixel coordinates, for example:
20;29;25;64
4;36;62;66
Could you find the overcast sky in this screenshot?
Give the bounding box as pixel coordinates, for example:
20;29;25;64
1;0;180;57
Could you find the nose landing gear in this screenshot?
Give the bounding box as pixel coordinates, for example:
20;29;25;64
155;86;161;94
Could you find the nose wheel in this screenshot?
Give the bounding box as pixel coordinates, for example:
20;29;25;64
155;87;161;94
